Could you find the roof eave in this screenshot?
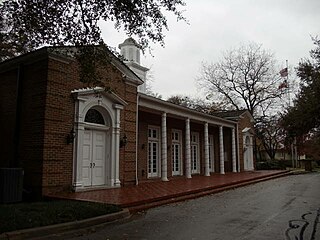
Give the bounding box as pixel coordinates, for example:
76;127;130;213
138;93;237;128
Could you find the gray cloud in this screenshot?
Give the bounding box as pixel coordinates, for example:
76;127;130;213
101;0;320;98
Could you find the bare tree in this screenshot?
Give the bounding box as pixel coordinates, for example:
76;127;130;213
255;115;286;160
197;43;284;118
167;95;222;113
144;67;163;99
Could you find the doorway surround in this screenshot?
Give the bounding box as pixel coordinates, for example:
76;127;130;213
71;87;127;191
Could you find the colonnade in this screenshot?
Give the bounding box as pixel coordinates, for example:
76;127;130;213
160;113;238;181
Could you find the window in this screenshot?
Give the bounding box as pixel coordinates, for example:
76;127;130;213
148;128;158;139
191;132;199;174
172;130;182;175
85;109;105;125
209;135;214;171
148;127;160;177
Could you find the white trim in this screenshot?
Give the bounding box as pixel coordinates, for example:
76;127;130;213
72;89;124;191
185;119;192;178
236;123;241;172
139;94;236;128
72;87;128;107
204;123;210;176
232;128;237;172
243;132;254;171
161;113;169;181
135;94;139;185
219;126;225;174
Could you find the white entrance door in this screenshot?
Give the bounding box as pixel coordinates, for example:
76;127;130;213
148;127;160;178
244;135;253;171
82;130;106;186
191;132;200;174
172;130;182;176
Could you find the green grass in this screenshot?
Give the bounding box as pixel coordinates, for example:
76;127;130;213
0;200;121;234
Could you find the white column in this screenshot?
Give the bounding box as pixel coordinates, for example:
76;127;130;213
73;124;84;190
236;124;240;172
232;128;237;173
204;122;210;176
185;118;192;178
219;125;225;174
113;106;122;186
161;113;169;181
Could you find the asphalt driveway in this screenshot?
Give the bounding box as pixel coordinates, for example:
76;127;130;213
67;172;320;240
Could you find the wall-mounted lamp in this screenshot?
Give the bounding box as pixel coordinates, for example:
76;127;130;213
120;134;128;148
67;129;76;144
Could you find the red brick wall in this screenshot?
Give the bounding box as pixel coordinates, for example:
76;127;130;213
137;119;148;180
0;48;140;196
1;48;254;197
137;111;160;181
0;68;18;168
223;127;232;172
42;55;139;193
0;55;49;198
41;57;78;194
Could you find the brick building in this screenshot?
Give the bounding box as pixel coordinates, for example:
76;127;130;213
0;38;254;198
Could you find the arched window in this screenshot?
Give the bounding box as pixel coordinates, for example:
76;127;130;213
85;109;105;125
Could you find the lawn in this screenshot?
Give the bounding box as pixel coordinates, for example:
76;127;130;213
0;200;122;234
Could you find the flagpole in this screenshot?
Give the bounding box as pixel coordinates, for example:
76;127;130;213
285;59;295;168
286;59;290;107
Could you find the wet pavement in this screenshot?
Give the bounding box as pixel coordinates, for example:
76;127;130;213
50;171;288;208
67;172;320;240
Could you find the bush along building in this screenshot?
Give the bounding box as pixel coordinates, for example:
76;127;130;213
0;38;255;199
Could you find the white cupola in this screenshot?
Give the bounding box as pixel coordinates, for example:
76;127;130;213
119;38;149;93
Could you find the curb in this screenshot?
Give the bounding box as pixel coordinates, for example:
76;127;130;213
0;208;130;240
128;171;292;212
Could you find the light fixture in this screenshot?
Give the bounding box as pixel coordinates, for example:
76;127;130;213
67;129;76;144
120;134;128;148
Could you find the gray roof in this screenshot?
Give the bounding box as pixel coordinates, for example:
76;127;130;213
0;45;144;86
118;37;141;49
211;109;249;120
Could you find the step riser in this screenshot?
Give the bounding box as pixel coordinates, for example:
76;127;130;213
128;172;291;213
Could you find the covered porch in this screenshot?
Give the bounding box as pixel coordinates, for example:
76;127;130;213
136;93;243;183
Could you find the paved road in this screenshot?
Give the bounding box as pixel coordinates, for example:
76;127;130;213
67;172;320;240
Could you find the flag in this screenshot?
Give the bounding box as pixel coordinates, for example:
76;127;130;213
279;67;288;77
278;80;288;89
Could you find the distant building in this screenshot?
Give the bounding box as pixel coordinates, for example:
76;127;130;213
0;38;255;198
258;147;306;162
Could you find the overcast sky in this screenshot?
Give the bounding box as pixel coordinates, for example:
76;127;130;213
101;0;320;99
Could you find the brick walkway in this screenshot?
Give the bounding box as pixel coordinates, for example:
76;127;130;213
50;170;289;211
